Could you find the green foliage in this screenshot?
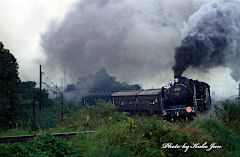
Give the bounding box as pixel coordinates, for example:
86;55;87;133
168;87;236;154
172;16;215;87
1;101;240;157
0;144;11;157
37;102;61;129
0;128;30;137
17;80;68;129
197;118;240;156
66;102;240;157
68;112;206;157
19;81;52;108
0;41;61;129
70;132;134;157
66;103;240;157
19;81;36;100
70;133;102;157
171;121;215;145
101;117;203;157
215;100;240;132
15;98;61;130
0;134;80;157
105;146;134;157
0;42;21;127
63;100;122;130
197;118;240;147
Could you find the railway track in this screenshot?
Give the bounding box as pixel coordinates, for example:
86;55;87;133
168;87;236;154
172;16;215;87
0;131;96;144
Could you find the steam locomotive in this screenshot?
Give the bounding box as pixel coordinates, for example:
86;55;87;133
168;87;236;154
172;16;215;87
161;77;211;120
82;76;211;120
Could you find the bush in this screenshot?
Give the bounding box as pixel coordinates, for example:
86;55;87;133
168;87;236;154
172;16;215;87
0;134;80;157
2;101;240;157
0;128;31;137
105;146;134;157
99;116;204;157
67;103;215;157
197;118;240;156
214;100;240;132
172;121;214;144
0;144;11;157
197;118;240;148
63;100;121;130
37;104;61;129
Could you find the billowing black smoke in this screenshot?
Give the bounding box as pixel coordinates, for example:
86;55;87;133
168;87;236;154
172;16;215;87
173;0;240;81
173;32;228;77
64;68;141;102
41;0;197;85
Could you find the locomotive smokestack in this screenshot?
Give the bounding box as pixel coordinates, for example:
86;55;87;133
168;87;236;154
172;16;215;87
172;0;240;81
173;68;183;78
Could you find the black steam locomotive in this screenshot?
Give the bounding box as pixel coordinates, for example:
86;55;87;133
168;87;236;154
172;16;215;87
82;77;211;120
161;77;211;120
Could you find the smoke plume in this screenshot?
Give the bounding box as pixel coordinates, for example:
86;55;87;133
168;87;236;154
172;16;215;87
173;0;240;81
64;68;141;102
41;0;204;85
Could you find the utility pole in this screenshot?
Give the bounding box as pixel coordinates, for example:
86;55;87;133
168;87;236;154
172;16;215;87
39;65;42;110
63;68;66;87
32;94;37;131
61;93;64;123
52;82;64;123
61;78;63;87
238;83;240;101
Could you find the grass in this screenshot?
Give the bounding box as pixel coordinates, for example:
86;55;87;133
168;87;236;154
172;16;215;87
197;118;240;150
215;100;240;133
0;128;31;137
1;100;240;157
67;116;209;157
170;114;240;157
0;134;80;157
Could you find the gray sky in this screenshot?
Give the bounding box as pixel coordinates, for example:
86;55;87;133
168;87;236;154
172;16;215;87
0;0;77;80
0;0;239;98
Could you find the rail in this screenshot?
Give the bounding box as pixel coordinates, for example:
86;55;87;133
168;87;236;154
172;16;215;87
0;131;96;144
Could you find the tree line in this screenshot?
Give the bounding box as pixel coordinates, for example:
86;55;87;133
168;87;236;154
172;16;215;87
0;41;51;129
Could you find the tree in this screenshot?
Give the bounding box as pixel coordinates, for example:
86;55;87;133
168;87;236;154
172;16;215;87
19;81;36;100
0;41;21;127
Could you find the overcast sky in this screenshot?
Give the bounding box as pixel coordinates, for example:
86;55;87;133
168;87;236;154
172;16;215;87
0;0;77;80
0;0;239;98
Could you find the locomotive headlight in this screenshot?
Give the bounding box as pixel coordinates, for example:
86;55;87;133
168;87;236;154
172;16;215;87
162;111;167;116
174;78;179;83
186;106;192;113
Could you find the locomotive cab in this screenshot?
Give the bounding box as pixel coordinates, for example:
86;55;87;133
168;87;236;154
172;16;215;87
193;81;211;113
